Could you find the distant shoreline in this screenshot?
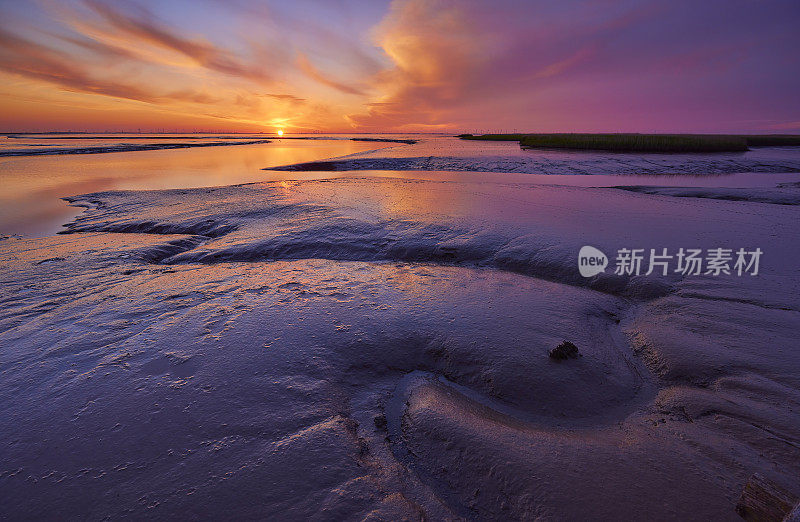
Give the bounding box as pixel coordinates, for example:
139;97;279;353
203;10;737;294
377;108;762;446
0;136;416;157
0;139;272;157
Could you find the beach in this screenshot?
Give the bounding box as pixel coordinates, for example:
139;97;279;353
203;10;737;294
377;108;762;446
1;135;799;519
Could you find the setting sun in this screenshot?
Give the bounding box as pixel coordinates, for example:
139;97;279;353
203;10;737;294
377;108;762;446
277;130;284;137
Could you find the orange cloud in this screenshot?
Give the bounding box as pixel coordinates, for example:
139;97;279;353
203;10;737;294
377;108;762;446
261;93;307;104
347;0;487;130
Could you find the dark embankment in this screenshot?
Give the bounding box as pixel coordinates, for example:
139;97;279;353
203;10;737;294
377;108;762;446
273;137;417;144
350;137;417;144
458;134;527;141
458;133;800;152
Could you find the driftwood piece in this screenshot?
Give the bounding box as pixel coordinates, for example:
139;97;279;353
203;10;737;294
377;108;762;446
735;473;799;521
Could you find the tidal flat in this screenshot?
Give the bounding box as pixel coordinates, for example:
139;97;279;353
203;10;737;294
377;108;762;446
1;135;799;519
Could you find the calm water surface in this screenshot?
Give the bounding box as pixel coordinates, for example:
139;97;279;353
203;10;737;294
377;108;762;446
0;134;400;236
2;133;799;237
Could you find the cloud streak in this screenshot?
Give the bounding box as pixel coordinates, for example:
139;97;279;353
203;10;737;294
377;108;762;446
296;53;364;95
0;27;158;103
82;0;274;84
0;26;227;108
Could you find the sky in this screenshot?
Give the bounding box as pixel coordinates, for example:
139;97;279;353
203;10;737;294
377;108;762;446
0;0;798;133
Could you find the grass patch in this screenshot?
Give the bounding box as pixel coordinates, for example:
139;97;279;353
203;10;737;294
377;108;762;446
458;133;800;152
519;134;748;152
741;135;800;147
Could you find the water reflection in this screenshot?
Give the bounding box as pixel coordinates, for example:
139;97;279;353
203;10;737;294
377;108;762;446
3;133;799;238
0;139;388;237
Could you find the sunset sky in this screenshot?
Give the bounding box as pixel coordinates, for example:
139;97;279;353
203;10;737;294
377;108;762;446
1;0;798;133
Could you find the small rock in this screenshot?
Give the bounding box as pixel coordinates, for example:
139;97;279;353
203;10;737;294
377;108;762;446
373;414;387;430
549;340;581;360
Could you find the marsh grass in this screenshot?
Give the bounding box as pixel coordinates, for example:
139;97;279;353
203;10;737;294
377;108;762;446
520;134;748;152
742;135;800;146
458;133;800;152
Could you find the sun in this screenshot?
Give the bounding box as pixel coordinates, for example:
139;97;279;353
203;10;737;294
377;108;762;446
277;129;284;137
